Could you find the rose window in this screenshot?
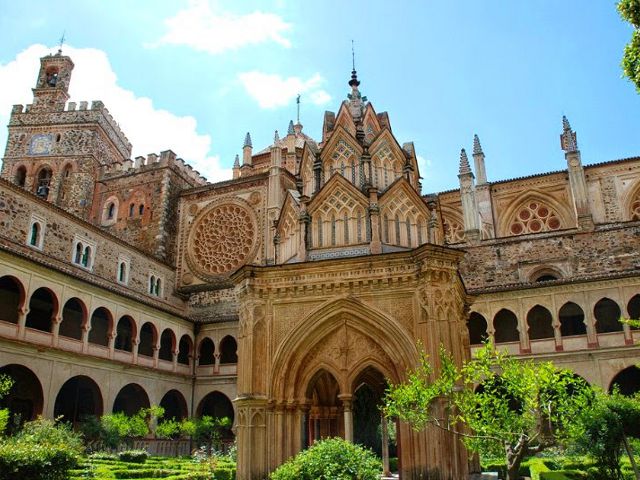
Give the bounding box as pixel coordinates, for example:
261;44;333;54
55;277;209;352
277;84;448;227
509;202;562;236
188;202;258;277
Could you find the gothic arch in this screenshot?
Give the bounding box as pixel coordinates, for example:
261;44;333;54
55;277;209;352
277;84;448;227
440;204;465;244
497;190;575;238
270;295;419;401
624;180;640;221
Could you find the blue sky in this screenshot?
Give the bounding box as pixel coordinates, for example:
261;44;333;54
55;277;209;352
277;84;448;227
0;0;638;192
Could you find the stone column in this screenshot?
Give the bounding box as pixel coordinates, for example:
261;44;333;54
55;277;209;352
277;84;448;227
81;322;90;353
51;314;62;348
171;349;178;372
132;338;140;364
108;332;117;358
152;345;160;368
214;352;221;374
381;418;391;476
338;394;353;442
17;307;28;339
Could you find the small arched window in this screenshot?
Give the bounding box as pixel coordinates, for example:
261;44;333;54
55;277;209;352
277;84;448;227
107;203;116;220
154;278;162;296
35;168;52;199
118;261;128;284
149;275;156;294
29;222;40;247
129;204;135;217
139;204;144;216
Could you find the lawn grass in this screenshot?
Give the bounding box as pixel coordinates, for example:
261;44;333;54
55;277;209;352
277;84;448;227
69;453;236;480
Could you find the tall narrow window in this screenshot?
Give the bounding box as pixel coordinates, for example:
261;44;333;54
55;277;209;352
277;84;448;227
383;214;389;243
82;246;91;267
74;243;83;264
129;204;135;217
107;203;115;220
118;261;128;284
344;213;349;243
154;278;161;296
317;217;323;247
139;204;144;216
357;212;362;243
394;214;401;244
149;275;156;294
406;219;412;247
417;221;423;245
351;161;356;184
29;222;40;247
331;214;336;246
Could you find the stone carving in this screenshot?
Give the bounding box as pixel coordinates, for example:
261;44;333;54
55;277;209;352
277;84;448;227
187;200;258;279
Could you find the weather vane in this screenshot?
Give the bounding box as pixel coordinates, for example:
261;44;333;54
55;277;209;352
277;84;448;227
296;94;301;124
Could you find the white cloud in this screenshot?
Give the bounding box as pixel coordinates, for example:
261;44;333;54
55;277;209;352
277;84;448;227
417;154;431;175
0;44;230;183
152;0;292;54
239;71;331;109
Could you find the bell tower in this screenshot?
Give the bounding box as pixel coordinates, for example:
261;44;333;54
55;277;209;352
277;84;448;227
31;49;74;112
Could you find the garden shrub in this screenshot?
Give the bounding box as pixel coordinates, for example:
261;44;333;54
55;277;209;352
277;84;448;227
0;417;83;480
270;437;381;480
118;449;149;463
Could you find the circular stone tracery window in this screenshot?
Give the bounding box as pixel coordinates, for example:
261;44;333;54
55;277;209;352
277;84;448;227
509;202;562;236
187;201;258;279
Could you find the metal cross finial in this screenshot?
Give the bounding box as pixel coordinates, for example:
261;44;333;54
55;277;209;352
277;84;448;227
351;40;355;71
296;94;301;124
58;31;66;53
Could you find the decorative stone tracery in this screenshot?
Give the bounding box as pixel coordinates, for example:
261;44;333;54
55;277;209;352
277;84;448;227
509;201;562;235
187;200;258;279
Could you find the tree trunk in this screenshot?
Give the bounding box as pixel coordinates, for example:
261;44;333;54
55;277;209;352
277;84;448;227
622;433;640;480
505;435;528;480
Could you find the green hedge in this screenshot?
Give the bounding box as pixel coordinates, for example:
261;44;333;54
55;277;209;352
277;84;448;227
0;440;80;480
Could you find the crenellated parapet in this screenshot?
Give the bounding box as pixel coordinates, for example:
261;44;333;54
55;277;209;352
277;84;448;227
8;100;132;160
101;149;208;186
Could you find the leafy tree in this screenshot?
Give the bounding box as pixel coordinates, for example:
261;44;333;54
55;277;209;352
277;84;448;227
571;390;640;480
0;374;13;435
619;0;640;92
194;415;231;455
384;343;592;480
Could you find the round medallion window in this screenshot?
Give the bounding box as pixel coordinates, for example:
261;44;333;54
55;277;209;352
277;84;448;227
187;201;258;279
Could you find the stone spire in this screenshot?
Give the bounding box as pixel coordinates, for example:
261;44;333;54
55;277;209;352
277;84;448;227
274;130;280;143
472;135;487;185
347;41;367;120
287;120;295;135
233;154;241;179
458;149;472;175
243;132;253;166
560;115;578;153
473;134;483;155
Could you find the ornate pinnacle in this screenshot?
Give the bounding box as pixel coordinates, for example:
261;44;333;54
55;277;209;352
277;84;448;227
473;134;483;155
243;132;252;148
287;120;295;135
274;130;280;142
560;116;578;153
233;154;240;168
459;148;472;175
